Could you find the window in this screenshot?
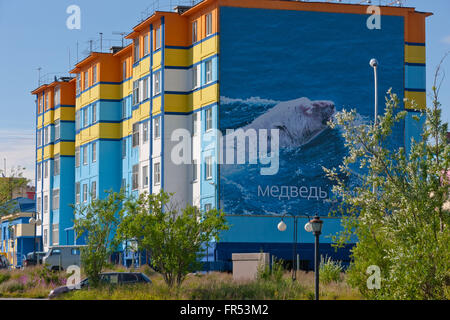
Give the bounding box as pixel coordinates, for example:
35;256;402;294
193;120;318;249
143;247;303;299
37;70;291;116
92;103;97;123
75;111;80;131
54;87;60;106
153;70;161;95
192;159;198;182
154;163;161;185
83;145;88;165
206;108;213;131
54;155;60;176
92;143;97;163
83;184;88;203
122;139;127;159
123;61;127;80
84;71;89;90
205;60;213;84
44;161;48;179
52;190;60;210
133;81;139;105
76;74;81;95
206;13;213;36
44;195;48;213
192;64;200;89
91;181;97;200
37;131;41;147
121;179;126;191
52;225;59;245
44;127;49;145
45;93;49;110
142;77;149;100
144;34;149;56
44;229;48;247
83;108;88;127
75;147;80;167
54;120;60;141
75;183;80;204
205;156;213;180
143;121;149;143
134;38;140;63
132;165;139;190
205;203;212;212
155;27;161;49
153;117;161;139
132;123;140;147
93;65;98;84
142;165;149;187
37;163;42;181
192;21;197;43
122;99;127;119
192;113;198;136
37;197;41;213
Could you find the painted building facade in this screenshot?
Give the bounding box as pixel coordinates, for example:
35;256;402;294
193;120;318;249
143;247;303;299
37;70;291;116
32;0;430;268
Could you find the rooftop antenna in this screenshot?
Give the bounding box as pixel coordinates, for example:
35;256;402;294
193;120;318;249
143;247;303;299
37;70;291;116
99;32;103;52
89;40;93;53
37;67;42;86
112;31;127;48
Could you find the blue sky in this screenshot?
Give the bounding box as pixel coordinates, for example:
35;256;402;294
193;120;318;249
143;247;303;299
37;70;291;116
0;0;448;182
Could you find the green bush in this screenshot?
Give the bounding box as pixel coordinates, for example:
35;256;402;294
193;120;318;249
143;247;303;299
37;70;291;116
257;257;284;282
0;280;25;294
0;273;11;284
319;256;343;285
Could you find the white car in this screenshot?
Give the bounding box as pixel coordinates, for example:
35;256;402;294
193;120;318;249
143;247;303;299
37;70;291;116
42;245;86;271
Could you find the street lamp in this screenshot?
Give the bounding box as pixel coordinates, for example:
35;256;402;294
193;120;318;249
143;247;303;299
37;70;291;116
29;216;42;265
277;214;299;281
370;58;379;126
305;216;323;301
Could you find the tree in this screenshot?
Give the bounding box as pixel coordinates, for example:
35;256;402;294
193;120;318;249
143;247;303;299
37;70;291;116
73;190;125;286
118;191;229;288
0;166;29;217
324;58;450;300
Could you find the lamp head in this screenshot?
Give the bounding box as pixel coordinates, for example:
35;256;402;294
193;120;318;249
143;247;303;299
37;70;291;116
277;220;287;232
310;216;323;235
370;58;378;68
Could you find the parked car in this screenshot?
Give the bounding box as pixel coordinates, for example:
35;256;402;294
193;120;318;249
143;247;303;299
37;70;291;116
23;251;46;267
48;272;151;298
42;245;86;271
0;255;10;269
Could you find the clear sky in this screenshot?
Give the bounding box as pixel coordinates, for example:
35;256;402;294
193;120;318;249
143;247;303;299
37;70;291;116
0;0;449;183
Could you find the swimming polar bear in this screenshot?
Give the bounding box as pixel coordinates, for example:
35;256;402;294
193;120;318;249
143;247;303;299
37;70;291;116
241;97;335;148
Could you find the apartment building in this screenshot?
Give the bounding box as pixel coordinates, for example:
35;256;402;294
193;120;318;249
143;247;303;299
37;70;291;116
32;0;430;268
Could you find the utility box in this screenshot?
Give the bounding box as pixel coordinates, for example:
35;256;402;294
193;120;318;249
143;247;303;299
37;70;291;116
232;253;270;281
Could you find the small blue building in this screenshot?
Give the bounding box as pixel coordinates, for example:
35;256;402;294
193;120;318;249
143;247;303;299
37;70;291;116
0;197;41;268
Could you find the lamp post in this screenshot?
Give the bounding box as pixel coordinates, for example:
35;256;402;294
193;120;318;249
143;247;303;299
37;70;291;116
305;216;323;300
370;58;379;126
277;213;299;281
29;216;42;265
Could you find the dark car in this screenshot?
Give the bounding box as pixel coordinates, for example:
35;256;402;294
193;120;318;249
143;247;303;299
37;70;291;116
23;252;46;267
48;272;151;298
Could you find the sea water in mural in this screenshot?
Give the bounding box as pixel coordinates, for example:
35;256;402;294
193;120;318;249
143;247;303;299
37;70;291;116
219;7;405;216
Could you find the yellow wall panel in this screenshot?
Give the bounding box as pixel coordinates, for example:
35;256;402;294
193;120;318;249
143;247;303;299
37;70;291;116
405;91;426;110
165;48;189;68
152;96;162;115
405;45;426;64
43;110;54;126
76;84;121;110
140;101;151;121
165;94;189;113
59;107;75;121
153;51;162;70
43;144;54;160
37;115;43;128
99;84;121;100
122;119;131;137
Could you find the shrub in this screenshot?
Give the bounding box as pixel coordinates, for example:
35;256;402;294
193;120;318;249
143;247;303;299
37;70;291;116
257;258;284;282
319;256;343;285
0;273;10;284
